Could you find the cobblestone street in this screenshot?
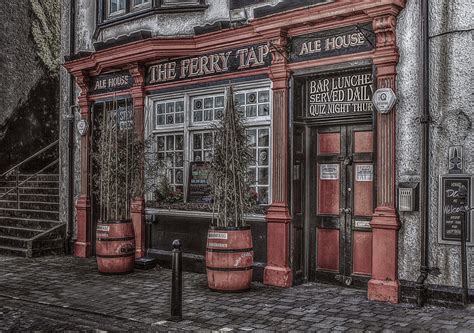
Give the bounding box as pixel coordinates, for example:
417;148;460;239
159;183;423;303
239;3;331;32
0;255;473;332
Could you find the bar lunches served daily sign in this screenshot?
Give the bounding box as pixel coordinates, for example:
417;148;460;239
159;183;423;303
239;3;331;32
307;71;373;118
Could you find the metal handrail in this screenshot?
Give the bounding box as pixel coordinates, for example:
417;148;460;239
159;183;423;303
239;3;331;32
0;140;59;209
1;140;59;178
0;159;59;201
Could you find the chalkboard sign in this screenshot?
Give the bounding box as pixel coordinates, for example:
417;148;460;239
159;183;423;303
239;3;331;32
438;175;474;245
188;162;212;203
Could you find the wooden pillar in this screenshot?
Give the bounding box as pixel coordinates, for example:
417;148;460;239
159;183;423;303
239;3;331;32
263;32;293;288
368;14;401;304
130;65;146;258
74;71;92;258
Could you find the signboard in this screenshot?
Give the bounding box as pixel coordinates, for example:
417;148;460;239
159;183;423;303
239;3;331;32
289;24;375;63
146;44;271;85
89;71;133;95
438;174;474;245
356;165;373;182
372;88;397;114
307;70;373;119
320;164;339;180
188;162;212;203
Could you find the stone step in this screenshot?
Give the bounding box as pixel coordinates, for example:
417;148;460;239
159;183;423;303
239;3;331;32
19;174;59;181
0;216;60;230
0;208;59;221
0;245;28;257
0;225;43;238
0;200;59;211
0;187;59;195
0;193;59;202
32;237;64;250
0;235;29;248
0;179;60;188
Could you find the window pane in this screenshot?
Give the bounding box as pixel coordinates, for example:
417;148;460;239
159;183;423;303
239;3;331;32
166;136;174;150
258;148;269;166
156;103;165;114
258;188;269;204
247;129;257;147
193;134;202;149
258;104;270;116
258;168;269;185
258;90;269;103
246;105;257;118
203;133;213;149
176;135;184;150
258;129;269;146
176;101;184;112
246;92;257;104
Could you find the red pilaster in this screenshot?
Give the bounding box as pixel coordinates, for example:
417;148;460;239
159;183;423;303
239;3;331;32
129;64;146;258
368;14;401;304
263;32;293;288
74;71;92;258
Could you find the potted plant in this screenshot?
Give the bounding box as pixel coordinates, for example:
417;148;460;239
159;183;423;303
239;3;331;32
206;86;255;292
93;100;142;274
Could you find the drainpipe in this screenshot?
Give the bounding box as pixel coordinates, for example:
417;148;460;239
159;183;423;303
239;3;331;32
66;0;77;255
415;0;430;307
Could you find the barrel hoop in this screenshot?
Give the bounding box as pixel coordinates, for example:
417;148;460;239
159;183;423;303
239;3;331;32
98;219;132;224
97;237;135;242
96;253;135;258
206;248;253;253
206;266;253;272
209;225;251;231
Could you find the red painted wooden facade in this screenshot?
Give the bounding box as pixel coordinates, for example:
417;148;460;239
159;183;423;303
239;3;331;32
65;0;406;303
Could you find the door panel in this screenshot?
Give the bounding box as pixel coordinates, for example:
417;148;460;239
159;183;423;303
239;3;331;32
317;229;339;271
313;124;374;286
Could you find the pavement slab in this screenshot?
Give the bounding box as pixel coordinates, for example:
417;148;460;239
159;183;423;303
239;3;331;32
0;255;473;331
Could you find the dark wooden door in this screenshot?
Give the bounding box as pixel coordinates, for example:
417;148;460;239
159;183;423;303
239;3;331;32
311;124;375;287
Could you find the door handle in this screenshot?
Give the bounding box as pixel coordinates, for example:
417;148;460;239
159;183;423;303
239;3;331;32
340;208;352;214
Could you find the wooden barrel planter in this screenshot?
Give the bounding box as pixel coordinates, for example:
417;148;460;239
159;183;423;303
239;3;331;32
96;219;136;274
206;226;253;292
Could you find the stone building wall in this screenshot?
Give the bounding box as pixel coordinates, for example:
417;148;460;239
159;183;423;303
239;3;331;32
396;0;474;288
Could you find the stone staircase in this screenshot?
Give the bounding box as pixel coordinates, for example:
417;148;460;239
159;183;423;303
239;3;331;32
0;173;65;257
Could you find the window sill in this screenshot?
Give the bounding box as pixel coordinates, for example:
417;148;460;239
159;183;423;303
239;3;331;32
146;201;268;220
145;207;267;222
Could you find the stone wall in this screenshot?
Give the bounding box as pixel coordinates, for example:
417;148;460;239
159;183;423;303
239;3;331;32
0;0;60;172
397;0;474;288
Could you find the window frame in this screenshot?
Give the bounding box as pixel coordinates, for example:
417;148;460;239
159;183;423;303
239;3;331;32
146;81;273;208
98;0;208;27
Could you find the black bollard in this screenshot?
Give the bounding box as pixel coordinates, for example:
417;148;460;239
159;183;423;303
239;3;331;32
171;239;183;320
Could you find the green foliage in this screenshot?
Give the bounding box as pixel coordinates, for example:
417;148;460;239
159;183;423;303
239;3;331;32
30;0;60;78
209;86;254;228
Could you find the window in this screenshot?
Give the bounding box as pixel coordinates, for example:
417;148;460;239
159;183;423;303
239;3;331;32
107;0;126;16
192;131;215;162
157;133;185;192
247;128;270;204
192;95;224;123
100;0;207;22
149;84;272;207
155;99;185;127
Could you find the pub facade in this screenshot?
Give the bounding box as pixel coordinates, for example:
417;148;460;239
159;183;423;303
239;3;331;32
61;0;474;305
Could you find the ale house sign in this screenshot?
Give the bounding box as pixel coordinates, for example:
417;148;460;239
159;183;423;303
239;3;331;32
307;70;373;119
